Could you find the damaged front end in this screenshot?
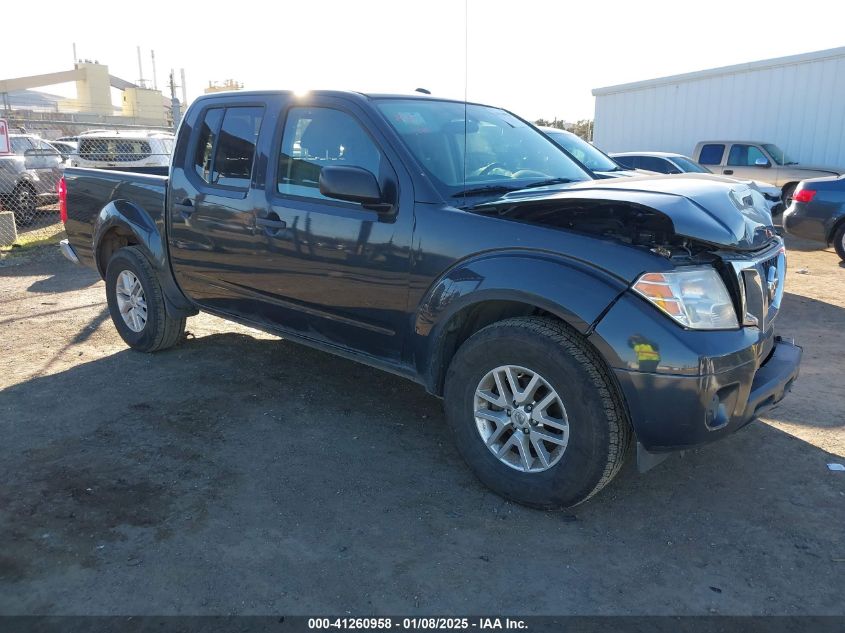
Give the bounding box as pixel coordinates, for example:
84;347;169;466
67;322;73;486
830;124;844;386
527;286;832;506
470;177;779;254
471;178;800;459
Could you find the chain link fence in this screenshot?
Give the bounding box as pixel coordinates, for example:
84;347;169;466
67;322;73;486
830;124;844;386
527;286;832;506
1;127;174;248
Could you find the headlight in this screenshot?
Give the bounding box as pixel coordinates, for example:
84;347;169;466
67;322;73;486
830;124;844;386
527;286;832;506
632;267;738;330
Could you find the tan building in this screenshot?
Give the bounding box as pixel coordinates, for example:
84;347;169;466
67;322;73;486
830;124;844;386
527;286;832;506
204;79;243;94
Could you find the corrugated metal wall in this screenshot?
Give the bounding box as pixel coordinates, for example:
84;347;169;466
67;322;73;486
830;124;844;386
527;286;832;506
593;50;845;169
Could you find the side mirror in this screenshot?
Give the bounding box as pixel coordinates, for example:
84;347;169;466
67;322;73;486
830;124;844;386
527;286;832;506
754;157;771;167
319;166;383;206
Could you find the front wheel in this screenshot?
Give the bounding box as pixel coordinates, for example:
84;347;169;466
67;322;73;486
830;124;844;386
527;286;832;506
105;246;186;352
443;316;631;509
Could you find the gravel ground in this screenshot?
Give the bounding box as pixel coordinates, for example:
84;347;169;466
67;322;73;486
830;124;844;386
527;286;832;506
0;237;843;615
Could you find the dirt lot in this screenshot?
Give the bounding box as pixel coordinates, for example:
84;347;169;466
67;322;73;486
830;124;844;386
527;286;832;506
1;237;843;615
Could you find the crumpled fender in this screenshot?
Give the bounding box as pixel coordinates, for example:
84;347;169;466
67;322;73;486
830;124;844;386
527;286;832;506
413;249;629;391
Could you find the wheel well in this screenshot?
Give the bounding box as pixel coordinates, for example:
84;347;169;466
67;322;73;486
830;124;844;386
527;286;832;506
829;216;845;244
431;300;563;395
97;227;139;276
782;182;798;196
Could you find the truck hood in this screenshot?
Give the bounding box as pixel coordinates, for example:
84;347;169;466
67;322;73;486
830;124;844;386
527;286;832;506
475;175;777;251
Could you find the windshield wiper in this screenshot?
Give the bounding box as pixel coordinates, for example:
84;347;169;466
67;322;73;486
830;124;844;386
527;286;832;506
519;178;574;189
452;184;522;198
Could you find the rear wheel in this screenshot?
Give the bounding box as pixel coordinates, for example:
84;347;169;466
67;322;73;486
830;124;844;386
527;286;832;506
10;184;37;226
833;222;845;262
443;316;631;509
105;246;186;352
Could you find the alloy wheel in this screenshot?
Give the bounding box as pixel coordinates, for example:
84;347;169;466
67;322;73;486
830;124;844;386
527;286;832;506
473;365;570;472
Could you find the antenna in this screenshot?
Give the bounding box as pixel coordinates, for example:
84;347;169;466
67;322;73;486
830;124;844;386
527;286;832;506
136;46;146;88
151;50;158;91
462;0;468;200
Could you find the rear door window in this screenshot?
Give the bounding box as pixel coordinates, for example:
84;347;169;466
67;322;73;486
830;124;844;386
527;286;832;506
213;107;263;188
193;108;224;182
613;155;637;169
10;137;35;154
638;156;671;173
698;144;725;165
192;106;263;189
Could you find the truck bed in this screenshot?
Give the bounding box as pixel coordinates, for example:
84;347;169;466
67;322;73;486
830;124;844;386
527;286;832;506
64;167;168;272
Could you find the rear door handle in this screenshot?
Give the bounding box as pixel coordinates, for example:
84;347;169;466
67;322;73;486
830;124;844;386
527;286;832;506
723;169;734;175
256;216;287;235
174;199;194;220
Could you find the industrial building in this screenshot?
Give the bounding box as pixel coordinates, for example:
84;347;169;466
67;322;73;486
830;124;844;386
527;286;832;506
592;47;845;169
0;61;177;137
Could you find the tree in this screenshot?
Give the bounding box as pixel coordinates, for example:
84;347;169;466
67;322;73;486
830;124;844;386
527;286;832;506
568;119;593;141
534;118;594;140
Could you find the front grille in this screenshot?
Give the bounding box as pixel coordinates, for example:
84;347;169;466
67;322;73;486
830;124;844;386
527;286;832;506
732;244;786;331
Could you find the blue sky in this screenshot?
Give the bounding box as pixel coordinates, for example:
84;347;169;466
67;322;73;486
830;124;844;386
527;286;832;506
2;0;843;121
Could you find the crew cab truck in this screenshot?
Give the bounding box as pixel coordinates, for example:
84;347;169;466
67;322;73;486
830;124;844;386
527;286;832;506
60;91;801;509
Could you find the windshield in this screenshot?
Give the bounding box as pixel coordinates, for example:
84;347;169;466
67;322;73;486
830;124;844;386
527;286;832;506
670;156;711;173
544;129;619;172
376;99;591;200
762;143;796;166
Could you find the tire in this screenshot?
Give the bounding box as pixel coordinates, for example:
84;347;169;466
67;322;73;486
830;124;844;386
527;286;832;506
443;316;631;510
833;222;845;262
781;183;797;208
105;246;186;352
10;183;37;226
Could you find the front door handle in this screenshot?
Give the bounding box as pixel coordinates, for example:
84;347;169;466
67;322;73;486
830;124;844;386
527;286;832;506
723;169;734;175
256;216;287;235
174;199;194;220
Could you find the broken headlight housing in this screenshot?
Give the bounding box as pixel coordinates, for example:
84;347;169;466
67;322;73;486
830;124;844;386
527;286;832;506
632;267;739;330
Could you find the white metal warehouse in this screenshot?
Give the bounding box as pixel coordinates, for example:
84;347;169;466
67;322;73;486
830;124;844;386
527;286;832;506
592;47;845;169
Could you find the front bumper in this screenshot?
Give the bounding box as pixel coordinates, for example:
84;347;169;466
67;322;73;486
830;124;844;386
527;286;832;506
59;239;80;264
613;337;801;451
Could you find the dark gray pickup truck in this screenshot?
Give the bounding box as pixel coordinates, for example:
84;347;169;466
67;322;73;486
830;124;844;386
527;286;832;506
59;90;801;508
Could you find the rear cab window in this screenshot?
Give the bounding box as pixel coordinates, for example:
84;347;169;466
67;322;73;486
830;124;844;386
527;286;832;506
698;144;725;165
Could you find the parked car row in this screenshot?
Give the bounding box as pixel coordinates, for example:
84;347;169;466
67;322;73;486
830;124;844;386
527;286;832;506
0;129;175;225
536;130;788;217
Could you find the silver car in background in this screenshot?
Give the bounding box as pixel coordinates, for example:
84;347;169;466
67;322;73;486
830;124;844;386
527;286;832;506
612;151;785;216
0;134;64;225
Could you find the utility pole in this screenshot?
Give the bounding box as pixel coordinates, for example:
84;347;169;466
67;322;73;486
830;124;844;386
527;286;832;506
151;50;158;91
136;46;146;88
180;68;187;108
169;70;181;131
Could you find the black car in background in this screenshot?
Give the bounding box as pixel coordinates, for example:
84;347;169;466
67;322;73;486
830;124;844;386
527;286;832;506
784;175;845;261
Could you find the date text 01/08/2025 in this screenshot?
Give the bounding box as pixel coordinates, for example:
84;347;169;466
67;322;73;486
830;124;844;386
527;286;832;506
307;617;528;630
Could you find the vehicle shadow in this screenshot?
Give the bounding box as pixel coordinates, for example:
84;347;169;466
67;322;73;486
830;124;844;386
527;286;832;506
1;330;843;615
0;247;101;296
770;292;845;429
784;235;833;253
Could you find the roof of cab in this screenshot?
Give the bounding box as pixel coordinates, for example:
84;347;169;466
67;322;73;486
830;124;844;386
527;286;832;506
192;89;495;108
